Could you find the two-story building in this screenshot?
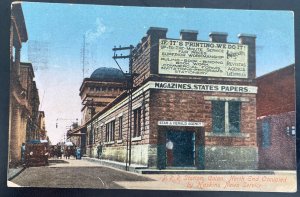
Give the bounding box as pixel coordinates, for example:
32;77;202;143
83;27;258;170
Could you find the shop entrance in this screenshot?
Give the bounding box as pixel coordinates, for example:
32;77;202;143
166;130;195;167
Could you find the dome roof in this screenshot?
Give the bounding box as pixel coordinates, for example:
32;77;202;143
90;67;126;82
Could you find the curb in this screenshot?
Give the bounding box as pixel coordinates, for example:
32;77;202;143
136;169;276;175
82;157;276;175
82;157;147;173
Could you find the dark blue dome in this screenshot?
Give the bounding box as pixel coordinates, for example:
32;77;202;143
90;67;125;82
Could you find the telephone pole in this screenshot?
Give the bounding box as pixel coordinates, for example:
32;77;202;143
112;45;135;171
81;35;86;79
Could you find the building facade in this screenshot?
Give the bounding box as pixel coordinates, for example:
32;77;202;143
37;111;47;140
256;64;296;170
79;67;126;124
67;68;126;153
9;4;45;166
84;27;258;170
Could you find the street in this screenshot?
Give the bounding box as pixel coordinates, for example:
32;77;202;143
9;157;297;192
10;158;153;189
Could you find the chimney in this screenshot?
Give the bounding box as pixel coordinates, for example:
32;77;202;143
180;29;198;41
238;33;257;79
146;27;168;39
209;32;228;43
146;27;168;75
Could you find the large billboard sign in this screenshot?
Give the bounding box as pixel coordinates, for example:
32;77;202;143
159;39;248;78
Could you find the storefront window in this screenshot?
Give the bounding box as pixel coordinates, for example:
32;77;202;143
118;116;123;140
212;101;225;133
133;108;141;137
228;102;241;133
105;120;115;142
212;101;241;133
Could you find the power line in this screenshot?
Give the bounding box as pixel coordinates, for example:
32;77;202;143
112;45;135;171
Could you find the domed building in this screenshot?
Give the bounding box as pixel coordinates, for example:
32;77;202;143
79;67;126;124
90;67;126;82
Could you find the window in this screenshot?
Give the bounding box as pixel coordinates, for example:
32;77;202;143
118;116;123;140
212;101;225;133
212;101;241;133
133;108;142;137
12;46;16;62
96;127;99;142
262;119;270;148
228;102;241;133
105;120;115;142
88;127;93;145
93;127;96;144
291;126;296;136
286;126;296;136
100;125;103;142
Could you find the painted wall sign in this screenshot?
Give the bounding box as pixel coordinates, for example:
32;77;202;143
158;121;204;127
149;81;257;94
159;39;248;78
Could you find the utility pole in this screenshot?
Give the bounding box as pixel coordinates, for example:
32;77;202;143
112;45;135;171
81;35;86;79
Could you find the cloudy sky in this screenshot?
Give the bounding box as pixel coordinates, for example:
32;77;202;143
19;2;295;144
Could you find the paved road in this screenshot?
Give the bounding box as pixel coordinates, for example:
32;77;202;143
11;158;153;189
9;158;297;192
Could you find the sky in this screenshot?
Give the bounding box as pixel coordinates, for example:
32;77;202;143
19;2;295;144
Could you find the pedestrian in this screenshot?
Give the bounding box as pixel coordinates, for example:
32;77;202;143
44;146;49;165
64;148;68;159
21;143;26;165
76;147;81;160
67;147;71;159
166;139;174;166
97;142;103;159
73;146;76;159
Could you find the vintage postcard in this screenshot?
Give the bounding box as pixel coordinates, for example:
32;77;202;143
7;1;296;192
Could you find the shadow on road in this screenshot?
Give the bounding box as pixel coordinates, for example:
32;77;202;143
48;159;69;164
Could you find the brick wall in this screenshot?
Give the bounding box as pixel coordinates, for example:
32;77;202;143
256;64;296;170
257;112;296;170
256;65;295;117
132;36;151;86
132;27;168;86
149;90;257;147
149;89;257;169
86;89;151;165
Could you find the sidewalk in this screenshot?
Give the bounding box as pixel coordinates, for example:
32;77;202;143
7;165;25;181
82;157;277;175
82;157;147;172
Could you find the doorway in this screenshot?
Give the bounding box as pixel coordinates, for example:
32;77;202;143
166;130;195;167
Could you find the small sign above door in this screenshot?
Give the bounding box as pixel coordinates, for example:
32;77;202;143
158;121;204;127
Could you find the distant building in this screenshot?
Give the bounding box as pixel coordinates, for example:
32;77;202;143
19;62;40;141
79;67;126;124
38;111;47;140
83;27;258;170
67;68;126;153
256;64;296;170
